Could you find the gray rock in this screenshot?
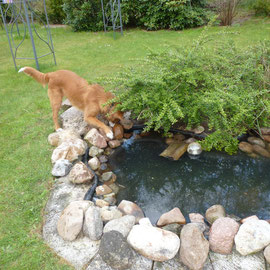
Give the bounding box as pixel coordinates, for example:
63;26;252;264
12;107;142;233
157;207;186;227
96;185;113;196
162;223;182;235
130;253;153;270
264;245;270;264
43;177;98;270
127;221;180;261
205;204;226;224
57;202;84;241
209;217;240;254
118;200;145;223
48;129;81;147
60;107;90;136
95;199;110;208
101;171;113;182
69;161;94;184
103;194;117;206
108;183;120;194
99;231;135;270
86;253;152;270
48;132;60;147
241;215;259;223
227;214;241;223
139;217;152;226
61;99;72;111
180;223;209;270
51;159;73;177
209;249;266;270
108;139;121;148
100;206;123;222
85;128;107;149
51;139;87;163
83;206;103;241
89;146;104;157
57;201;92;242
103;215;136;237
235;220;270;255
189;213;205;223
100;163;108;172
99;155;108;163
88;156;100;171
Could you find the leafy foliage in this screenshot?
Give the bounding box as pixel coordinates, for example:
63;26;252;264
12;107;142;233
47;0;65;24
62;0;212;31
252;0;270;16
107;27;270;154
62;0;103;31
32;0;65;24
121;0;212;30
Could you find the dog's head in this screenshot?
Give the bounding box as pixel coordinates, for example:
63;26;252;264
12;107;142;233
107;104;124;123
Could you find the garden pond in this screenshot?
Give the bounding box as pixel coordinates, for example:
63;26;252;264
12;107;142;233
109;135;270;224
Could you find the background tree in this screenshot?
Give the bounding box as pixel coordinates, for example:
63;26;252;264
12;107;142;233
214;0;242;26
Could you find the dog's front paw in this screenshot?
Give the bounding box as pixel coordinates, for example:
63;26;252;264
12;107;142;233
106;131;114;140
56;128;63;132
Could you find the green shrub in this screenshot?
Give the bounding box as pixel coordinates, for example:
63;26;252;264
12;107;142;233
107;27;270;154
62;0;212;31
47;0;65;24
62;0;103;31
121;0;212;30
31;0;65;24
253;0;270;16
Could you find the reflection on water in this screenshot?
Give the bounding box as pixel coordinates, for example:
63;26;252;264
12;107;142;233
109;138;270;224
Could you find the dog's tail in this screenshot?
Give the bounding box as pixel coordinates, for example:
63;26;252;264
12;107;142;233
18;67;49;87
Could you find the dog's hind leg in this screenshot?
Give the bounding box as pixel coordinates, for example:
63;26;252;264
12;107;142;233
84;114;114;140
48;88;63;131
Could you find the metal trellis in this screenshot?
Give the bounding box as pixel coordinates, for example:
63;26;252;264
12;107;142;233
0;0;56;71
101;0;123;39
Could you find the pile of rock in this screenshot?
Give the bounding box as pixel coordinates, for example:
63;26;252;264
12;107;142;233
43;103;270;269
48;100;134;205
47;195;270;270
50;127;126;204
238;128;270;158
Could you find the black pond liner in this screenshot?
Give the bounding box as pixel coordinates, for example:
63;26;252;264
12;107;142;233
108;134;270;224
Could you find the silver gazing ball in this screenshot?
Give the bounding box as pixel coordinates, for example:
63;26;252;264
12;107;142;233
187;142;202;156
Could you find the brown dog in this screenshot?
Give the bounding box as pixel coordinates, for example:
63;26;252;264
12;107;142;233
19;67;123;139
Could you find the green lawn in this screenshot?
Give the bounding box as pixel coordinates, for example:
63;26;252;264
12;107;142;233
0;16;270;269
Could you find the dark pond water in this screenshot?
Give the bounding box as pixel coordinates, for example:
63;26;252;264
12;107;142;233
109;136;270;224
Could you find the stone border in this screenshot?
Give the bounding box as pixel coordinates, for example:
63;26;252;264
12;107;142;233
43;104;270;270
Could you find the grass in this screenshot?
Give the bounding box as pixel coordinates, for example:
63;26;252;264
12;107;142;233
0;16;270;269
